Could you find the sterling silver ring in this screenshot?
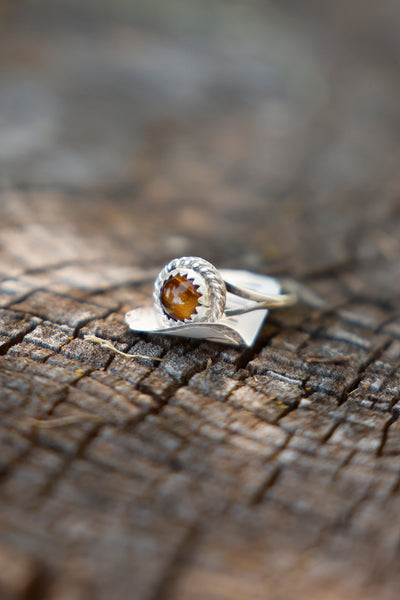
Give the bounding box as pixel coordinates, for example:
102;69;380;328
153;256;296;325
125;256;297;347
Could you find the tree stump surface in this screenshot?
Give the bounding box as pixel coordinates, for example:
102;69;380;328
1;1;400;599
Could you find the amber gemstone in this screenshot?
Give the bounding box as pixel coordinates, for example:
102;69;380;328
161;275;202;321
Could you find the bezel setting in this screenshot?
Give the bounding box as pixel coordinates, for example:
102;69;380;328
153;257;226;325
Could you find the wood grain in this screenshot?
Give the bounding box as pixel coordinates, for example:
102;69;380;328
1;1;400;598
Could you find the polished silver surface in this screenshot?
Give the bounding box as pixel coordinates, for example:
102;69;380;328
126;269;290;347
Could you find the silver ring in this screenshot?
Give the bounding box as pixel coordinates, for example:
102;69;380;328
153;256;297;326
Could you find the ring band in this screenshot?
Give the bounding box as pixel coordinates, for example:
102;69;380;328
153;256;297;326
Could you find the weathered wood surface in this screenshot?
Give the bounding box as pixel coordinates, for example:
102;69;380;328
1;1;400;599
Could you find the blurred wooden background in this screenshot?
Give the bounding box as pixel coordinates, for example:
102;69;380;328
1;1;400;598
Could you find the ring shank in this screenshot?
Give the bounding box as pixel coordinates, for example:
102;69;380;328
224;281;297;316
